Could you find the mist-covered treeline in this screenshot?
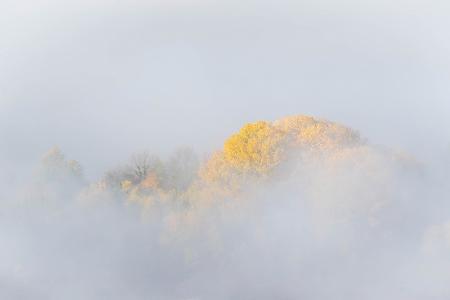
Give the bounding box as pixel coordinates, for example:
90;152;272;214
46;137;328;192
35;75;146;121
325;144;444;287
2;115;449;300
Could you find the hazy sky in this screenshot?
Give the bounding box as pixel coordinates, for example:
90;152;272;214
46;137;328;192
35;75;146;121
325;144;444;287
1;0;450;180
1;3;450;299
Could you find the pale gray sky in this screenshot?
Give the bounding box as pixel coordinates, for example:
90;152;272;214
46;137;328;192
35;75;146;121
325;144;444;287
1;3;450;299
1;0;450;180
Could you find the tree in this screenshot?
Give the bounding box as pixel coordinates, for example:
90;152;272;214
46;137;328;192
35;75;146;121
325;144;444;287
40;146;83;181
274;115;362;152
104;152;164;189
40;146;65;179
30;146;85;206
223;121;287;175
164;147;199;192
130;152;163;183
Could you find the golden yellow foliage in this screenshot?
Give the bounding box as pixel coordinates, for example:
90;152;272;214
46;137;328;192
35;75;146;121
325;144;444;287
223;121;287;174
120;180;133;192
274;115;361;152
199;151;234;183
111;115;373;220
199;115;362;188
272;115;318;133
70;113;421;249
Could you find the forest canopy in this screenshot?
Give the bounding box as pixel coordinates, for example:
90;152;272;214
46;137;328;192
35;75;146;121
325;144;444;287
27;114;414;219
8;114;445;300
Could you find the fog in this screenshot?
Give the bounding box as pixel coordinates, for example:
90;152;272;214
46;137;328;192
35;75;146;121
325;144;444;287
1;0;450;299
